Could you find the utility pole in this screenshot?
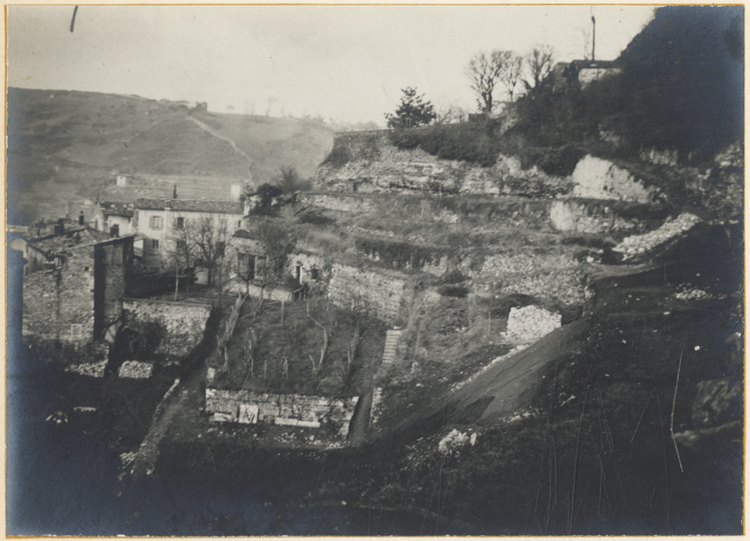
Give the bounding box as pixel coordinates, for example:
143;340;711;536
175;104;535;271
591;15;596;62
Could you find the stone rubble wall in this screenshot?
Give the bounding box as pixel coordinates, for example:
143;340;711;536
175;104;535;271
571;155;658;203
205;388;358;437
614;213;701;260
505;305;562;343
327;264;410;323
464;253;585;307
122;298;212;359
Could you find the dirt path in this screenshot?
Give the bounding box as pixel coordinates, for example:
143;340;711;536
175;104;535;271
129;366;205;477
187;115;254;167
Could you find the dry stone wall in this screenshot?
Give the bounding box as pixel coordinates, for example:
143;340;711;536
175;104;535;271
328;264;410;323
121;298;212;360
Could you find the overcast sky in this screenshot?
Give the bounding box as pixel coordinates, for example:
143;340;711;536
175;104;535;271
8;5;656;126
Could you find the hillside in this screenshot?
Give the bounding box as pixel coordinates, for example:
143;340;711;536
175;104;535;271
6;88;333;224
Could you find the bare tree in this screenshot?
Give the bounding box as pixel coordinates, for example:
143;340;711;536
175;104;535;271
468;50;527;112
523;45;555;92
187;217;232;287
499;52;524;103
435;104;469;125
467;50;505;113
165;214;198;300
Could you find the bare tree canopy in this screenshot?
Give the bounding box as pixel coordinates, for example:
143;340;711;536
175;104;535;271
467;50;524;113
523;45;555;92
499;52;524;103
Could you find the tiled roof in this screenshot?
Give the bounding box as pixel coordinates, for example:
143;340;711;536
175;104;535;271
100;201;134;217
135;198;244;214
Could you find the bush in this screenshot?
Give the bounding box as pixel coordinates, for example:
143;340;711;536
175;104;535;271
322;144;352;168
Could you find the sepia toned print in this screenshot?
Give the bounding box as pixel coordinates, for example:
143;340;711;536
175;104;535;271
5;4;743;535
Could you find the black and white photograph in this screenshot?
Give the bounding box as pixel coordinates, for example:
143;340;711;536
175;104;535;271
5;3;744;536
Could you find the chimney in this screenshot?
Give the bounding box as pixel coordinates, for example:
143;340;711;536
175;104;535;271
173;184;178;199
79;210;85;225
230;183;242;201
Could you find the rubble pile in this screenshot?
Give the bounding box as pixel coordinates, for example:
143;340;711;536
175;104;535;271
65;359;107;378
118;361;154;379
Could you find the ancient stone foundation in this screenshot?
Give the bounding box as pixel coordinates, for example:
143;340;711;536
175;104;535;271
205;388;358;438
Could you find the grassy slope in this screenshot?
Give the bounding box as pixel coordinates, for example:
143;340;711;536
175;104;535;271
6;88;333;224
189;111;333;184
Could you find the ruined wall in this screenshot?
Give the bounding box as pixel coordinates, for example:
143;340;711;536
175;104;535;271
571;155;658;203
23;248;95;346
314;132;573;197
549;199;667;234
354;236;451;275
328;264;410;323
298;193;554;231
205;388;358;437
121;298;212;360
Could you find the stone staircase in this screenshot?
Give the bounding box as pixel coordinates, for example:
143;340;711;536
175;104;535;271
381;329;402;365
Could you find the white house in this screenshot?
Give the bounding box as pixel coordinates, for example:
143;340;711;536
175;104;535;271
134;198;244;270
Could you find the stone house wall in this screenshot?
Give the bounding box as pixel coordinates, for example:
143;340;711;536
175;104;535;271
121;298;212;360
23;248;95;346
22;236;134;350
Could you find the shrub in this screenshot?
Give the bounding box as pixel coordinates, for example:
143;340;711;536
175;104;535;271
437;284;470;298
298;210;335;226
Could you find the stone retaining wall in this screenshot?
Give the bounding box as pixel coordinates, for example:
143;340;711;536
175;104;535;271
121;298;212;360
327;264;410;323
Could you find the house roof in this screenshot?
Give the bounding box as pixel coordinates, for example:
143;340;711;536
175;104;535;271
99;201;134;218
27;227;110;257
135;198;244;215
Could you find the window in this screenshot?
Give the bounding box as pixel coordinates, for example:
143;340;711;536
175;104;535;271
151;239;160;252
70;324;84;340
310;267;320;280
175;217;184;230
176;240;186;252
149;215;163;230
216;241;226;257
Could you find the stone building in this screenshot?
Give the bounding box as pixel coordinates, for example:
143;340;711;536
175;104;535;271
91;201;135;237
22;228;135;348
133;198;244;270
